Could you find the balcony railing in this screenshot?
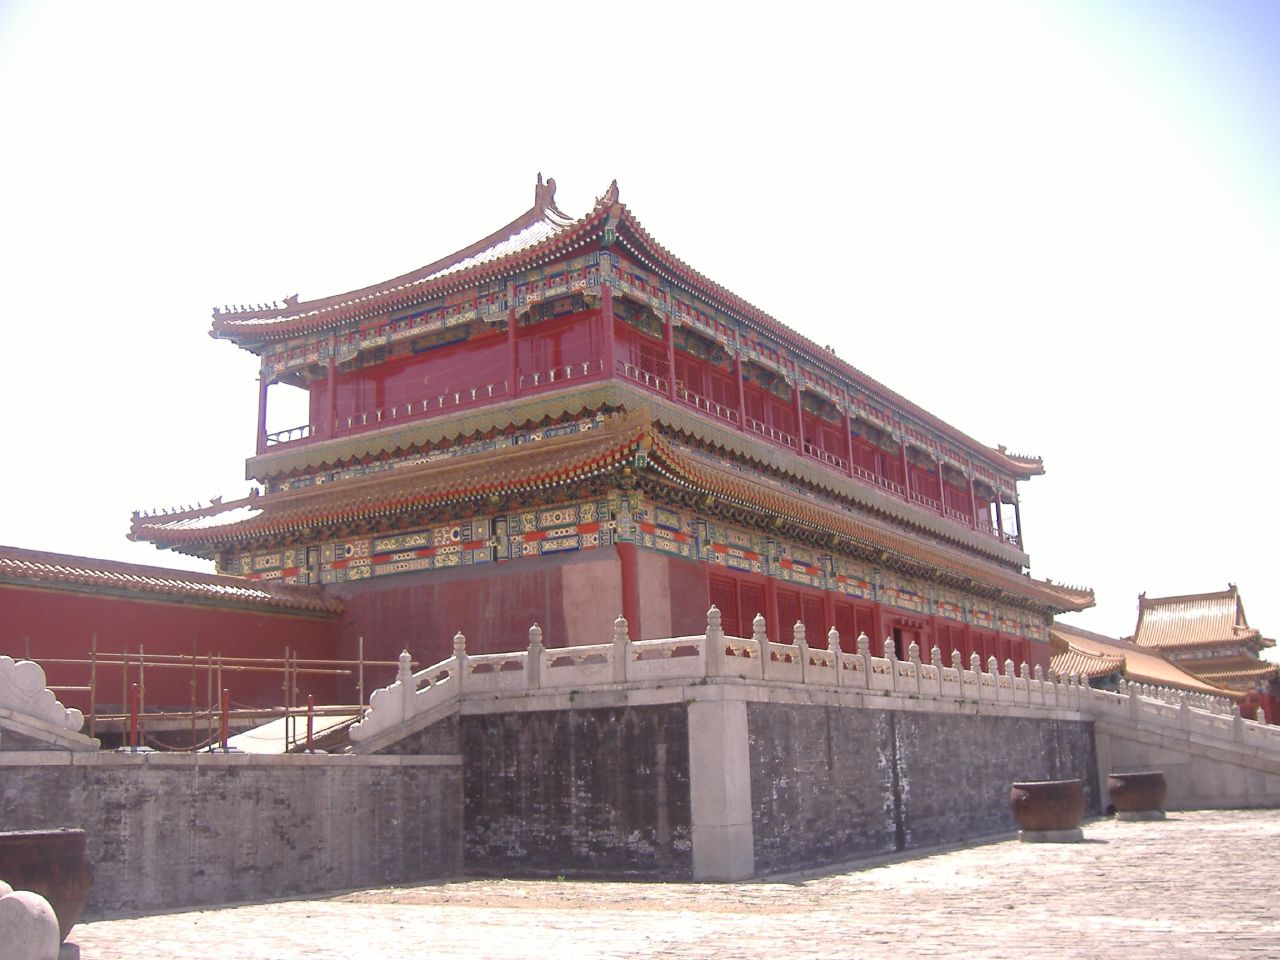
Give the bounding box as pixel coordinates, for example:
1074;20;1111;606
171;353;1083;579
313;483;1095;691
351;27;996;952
335;379;512;436
615;360;668;395
908;490;943;513
265;424;314;446
675;384;739;426
519;359;603;392
744;415;797;449
803;441;847;473
851;463;907;497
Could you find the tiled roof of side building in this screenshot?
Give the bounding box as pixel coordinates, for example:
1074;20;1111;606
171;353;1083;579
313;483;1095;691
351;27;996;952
1050;621;1237;698
1131;585;1270;651
1194;662;1279;685
0;545;343;616
211;176;1043;481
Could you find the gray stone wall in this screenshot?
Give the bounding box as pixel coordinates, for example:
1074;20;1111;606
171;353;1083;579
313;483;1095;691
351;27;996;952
463;704;692;878
747;703;1099;872
0;754;462;917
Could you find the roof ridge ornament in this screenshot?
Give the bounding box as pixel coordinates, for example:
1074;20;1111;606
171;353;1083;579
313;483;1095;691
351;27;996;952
534;172;556;210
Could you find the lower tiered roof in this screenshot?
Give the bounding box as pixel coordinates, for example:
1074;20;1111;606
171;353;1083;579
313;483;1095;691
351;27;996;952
131;409;1092;614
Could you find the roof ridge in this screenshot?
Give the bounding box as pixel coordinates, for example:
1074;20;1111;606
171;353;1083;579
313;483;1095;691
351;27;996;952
609;203;1043;476
211;174;604;330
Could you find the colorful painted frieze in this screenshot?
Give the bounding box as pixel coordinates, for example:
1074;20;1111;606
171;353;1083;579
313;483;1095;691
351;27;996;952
829;555;875;600
238;547;307;584
879;573;928;614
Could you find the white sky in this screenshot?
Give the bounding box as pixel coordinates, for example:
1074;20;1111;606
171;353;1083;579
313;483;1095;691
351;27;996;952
2;1;1276;656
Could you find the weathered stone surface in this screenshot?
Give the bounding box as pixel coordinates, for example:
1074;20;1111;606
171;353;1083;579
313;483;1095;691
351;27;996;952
746;703;1099;872
66;810;1280;960
463;704;692;878
377;714;461;755
0;757;463;917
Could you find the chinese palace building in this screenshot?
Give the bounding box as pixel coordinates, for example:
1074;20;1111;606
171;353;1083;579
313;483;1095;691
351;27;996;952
1129;586;1278;722
128;176;1094;673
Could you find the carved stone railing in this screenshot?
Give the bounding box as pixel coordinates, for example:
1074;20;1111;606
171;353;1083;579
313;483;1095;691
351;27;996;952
0;656;98;751
350;607;1280;754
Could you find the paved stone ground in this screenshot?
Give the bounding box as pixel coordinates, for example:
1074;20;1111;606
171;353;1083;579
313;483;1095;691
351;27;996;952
73;810;1278;959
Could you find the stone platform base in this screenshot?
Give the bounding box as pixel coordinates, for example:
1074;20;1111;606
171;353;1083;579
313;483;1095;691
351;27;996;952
1116;809;1166;821
1019;827;1084;843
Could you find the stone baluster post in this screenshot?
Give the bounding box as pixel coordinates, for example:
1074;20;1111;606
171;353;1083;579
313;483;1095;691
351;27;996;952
1179;691;1192;731
987;656;999;702
398;649;414;720
1034;665;1045;706
1233;709;1244;742
970;652;983;701
453;631;468;695
856;632;871;689
613;615;630;684
527;624;544;689
1018;662;1030;706
753;613;769;680
884;634;898;692
908;640;921;695
706;605;726;678
930;644;943;698
1257;707;1267;724
828;627;843;687
794;621;808;685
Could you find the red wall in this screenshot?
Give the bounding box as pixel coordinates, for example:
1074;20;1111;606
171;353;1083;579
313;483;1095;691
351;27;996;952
331;548;626;674
0;584;339;713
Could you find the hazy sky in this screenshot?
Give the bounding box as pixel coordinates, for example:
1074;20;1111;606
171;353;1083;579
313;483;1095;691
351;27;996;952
2;1;1276;656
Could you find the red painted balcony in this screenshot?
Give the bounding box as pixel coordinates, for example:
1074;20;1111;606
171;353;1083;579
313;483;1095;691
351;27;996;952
258;341;1020;550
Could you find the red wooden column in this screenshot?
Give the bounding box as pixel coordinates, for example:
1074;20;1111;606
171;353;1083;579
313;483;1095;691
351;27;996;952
255;375;269;455
792;380;805;452
601;284;616;379
617;541;641;640
764;577;781;645
842;391;856;479
822;587;837;646
967;475;979;530
507;280;519;398
899;441;911;496
733;338;747;433
324;333;337;439
664;316;677;401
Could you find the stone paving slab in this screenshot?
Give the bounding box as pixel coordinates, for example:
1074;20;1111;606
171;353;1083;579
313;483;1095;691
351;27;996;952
73;810;1279;959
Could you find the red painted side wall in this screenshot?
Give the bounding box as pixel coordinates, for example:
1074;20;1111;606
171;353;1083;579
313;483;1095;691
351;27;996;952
330;548;625;674
0;584;339;713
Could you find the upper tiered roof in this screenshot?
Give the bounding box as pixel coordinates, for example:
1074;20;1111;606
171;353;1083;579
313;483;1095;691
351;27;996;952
211;176;1044;481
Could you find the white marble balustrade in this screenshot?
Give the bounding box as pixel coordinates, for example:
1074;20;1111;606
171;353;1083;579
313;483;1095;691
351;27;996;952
350;605;1277;755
